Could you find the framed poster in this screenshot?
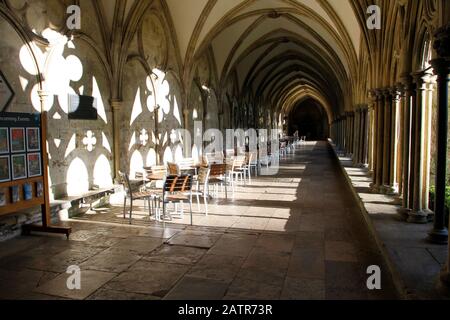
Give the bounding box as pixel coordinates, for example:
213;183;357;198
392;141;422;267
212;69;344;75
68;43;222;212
12;154;26;180
26;128;40;151
0;156;10;182
10;128;25;153
0;128;9;154
27;153;41;177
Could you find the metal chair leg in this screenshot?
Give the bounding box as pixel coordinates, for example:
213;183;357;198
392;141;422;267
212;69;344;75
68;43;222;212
189;200;193;226
129;199;133;225
123;197;127;219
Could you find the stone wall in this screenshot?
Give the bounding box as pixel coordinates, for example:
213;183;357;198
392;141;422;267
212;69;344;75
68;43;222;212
0;0;223;239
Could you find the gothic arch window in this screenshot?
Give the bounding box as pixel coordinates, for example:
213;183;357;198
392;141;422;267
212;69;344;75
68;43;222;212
421;33;433;70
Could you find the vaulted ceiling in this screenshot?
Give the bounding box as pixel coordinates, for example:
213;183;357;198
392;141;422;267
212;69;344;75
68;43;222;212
163;0;363;120
22;0;365;121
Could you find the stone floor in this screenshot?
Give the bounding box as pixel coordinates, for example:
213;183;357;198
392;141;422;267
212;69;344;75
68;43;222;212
335;149;450;300
0;141;399;300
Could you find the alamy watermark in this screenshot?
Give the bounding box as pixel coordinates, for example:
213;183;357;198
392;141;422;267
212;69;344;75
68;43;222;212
367;265;382;290
66;5;81;30
66;265;81;290
367;5;381;30
174;121;281;176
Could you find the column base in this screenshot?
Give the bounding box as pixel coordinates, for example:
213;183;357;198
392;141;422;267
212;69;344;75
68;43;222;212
398;207;411;220
381;184;399;196
428;227;449;244
355;163;369;169
392;196;403;205
369;183;380;193
407;210;430;224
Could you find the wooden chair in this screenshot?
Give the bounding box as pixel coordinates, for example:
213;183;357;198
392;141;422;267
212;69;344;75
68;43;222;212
178;158;197;176
205;152;224;165
167;162;180;175
228;156;246;188
143;165;167;188
247;151;259;177
243;152;254;183
159;175;194;226
208;163;229;198
191;167;211;215
118;171;157;224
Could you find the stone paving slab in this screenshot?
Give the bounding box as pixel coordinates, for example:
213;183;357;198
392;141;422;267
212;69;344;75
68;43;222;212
145;244;207;265
0;142;400;300
34;270;116;300
164;276;229;300
104;261;189;297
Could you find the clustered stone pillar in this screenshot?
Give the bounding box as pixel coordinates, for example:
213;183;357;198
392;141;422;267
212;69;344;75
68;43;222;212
396;85;404;198
352;109;360;166
429;26;450;248
381;89;392;193
400;75;414;215
371;90;385;192
388;88;400;195
369;86;405;196
362;107;370;166
110;99;122;180
351;106;369;167
429;57;449;244
368;96;376;173
429;24;450;287
408;72;432;224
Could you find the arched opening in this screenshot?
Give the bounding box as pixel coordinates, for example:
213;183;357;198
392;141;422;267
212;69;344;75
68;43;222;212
288;98;329;140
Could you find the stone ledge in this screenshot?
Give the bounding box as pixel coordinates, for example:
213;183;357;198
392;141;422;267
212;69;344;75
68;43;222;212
0;201;68;242
329;141;449;300
0;188;115;242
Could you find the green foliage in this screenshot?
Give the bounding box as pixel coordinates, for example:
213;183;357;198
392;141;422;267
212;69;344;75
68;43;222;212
429;186;450;226
429;185;450;209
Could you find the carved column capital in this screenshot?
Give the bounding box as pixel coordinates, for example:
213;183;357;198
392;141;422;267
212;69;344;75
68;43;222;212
390;87;402;102
412;71;429;90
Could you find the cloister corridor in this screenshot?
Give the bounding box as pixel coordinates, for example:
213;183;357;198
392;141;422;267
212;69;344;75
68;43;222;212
0;142;398;300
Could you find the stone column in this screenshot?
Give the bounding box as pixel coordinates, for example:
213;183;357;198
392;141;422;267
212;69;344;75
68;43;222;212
382;89;392;193
353;109;360;165
368;97;376;173
183;108;191;158
371;89;384;192
344;112;350;156
341;116;345;151
337;118;342;149
400;76;413;214
432;24;450;289
351;111;356;156
408;72;432;223
396;84;405;198
429;57;449;244
110;100;122;179
361;107;369;166
358;106;367;168
338;117;342;149
386;88;400;195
